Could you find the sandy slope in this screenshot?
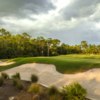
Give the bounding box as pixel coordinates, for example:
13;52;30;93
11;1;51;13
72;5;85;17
1;63;100;100
0;61;14;66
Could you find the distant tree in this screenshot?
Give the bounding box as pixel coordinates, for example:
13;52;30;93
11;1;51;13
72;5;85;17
46;38;52;56
36;37;46;56
81;41;88;53
0;28;100;59
0;28;11;36
22;32;31;39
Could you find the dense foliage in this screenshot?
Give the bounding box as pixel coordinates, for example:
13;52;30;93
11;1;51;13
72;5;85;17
62;82;87;100
31;74;38;83
0;28;100;59
1;73;9;79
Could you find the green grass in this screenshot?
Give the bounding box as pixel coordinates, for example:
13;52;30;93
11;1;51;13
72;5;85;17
0;54;100;74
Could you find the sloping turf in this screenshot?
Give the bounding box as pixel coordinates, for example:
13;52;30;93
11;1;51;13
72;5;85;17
0;54;100;74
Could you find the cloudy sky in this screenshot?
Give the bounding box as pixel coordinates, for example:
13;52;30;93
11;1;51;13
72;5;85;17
0;0;100;44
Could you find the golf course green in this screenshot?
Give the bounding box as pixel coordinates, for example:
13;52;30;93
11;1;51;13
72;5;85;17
0;54;100;74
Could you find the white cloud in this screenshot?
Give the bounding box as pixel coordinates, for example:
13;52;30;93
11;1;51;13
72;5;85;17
0;0;100;44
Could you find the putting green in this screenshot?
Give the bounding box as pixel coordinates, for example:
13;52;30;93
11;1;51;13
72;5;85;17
0;54;100;73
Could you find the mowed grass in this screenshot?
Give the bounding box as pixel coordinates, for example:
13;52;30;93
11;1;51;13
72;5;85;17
0;54;100;74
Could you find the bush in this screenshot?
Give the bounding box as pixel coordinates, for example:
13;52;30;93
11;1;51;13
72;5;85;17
28;84;40;94
12;78;23;90
16;80;23;90
12;78;18;86
31;74;38;83
0;76;4;86
62;82;87;100
48;86;59;96
1;73;9;79
12;73;20;80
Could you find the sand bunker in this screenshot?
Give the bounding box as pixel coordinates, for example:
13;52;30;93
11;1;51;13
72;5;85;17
2;63;100;100
0;61;14;66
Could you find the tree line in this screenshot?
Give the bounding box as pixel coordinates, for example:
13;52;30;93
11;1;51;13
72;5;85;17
0;28;100;59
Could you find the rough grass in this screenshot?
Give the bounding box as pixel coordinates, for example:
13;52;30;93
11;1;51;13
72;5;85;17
0;54;100;74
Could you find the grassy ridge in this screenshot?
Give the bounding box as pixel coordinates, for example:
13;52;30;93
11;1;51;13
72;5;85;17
0;54;100;74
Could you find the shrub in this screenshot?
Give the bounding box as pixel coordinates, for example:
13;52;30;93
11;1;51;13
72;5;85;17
0;76;4;86
16;80;23;90
28;84;40;94
31;74;38;83
48;86;59;96
12;73;20;80
1;73;9;79
12;78;18;86
12;78;23;90
61;82;87;100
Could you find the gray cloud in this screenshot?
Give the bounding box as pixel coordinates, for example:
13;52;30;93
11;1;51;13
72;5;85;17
33;19;100;45
61;0;100;20
0;0;100;44
0;0;55;17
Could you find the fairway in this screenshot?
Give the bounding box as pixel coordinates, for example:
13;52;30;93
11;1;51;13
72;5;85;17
0;54;100;74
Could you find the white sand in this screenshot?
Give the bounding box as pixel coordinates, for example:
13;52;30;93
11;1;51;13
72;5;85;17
1;63;100;100
0;61;14;66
